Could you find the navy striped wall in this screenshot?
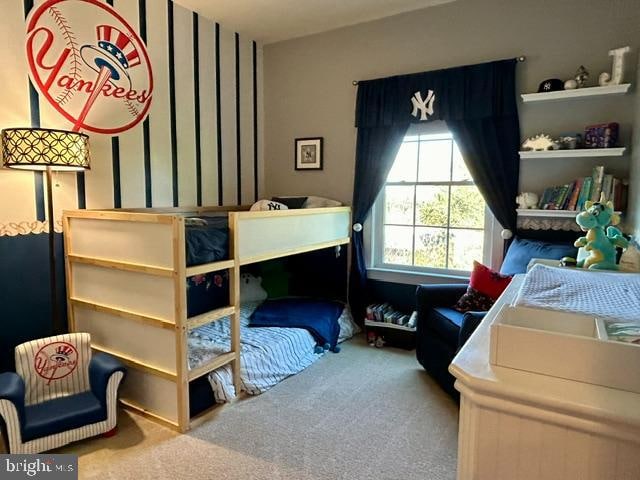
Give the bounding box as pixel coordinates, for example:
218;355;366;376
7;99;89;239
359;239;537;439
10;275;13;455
1;0;262;225
0;0;263;370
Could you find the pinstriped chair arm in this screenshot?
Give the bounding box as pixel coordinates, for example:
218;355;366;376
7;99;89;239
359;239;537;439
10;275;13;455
0;372;25;426
89;353;126;411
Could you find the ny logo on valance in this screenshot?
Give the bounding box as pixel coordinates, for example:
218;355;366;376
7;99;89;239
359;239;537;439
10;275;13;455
411;90;436;121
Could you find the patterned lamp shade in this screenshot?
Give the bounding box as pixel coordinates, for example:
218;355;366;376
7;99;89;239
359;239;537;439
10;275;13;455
1;128;90;171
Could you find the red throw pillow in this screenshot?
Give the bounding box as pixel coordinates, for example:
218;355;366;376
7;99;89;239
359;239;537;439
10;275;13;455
469;261;512;300
454;261;512;313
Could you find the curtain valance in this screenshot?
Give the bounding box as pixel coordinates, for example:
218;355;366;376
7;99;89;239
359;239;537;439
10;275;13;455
355;59;518;128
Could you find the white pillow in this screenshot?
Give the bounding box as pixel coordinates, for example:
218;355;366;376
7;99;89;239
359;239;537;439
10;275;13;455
250;199;289;211
337;306;361;343
303;196;342;208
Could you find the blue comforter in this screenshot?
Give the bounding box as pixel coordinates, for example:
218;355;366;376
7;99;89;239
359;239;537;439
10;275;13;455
185;217;229;266
249;298;343;349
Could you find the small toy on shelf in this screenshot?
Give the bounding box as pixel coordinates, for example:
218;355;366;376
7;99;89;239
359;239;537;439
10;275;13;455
563;79;578;90
558;134;582;149
521;134;559;151
516;192;539;209
575;65;590;88
569;193;628;270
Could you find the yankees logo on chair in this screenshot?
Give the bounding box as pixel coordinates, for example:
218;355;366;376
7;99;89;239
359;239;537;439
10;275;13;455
34;341;78;385
26;0;153;134
411;90;436;121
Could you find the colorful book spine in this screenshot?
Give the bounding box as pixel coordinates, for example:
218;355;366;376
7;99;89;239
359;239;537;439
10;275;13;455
567;178;582;211
549;185;568;210
560;182;574;210
577;177;592;211
590;165;605;202
602;174;614;202
612;178;621;210
545;186;560;209
538;187;553;209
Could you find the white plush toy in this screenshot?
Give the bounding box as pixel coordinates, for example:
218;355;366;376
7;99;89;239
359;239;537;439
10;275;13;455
240;273;268;302
516;192;539;209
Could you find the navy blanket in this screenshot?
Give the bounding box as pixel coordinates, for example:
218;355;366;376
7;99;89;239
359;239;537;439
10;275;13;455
185;217;229;267
249;298;342;349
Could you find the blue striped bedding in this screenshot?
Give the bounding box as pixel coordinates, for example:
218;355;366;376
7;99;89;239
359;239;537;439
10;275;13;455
188;302;358;403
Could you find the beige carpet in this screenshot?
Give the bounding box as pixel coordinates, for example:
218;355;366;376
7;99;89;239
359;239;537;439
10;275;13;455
14;336;459;479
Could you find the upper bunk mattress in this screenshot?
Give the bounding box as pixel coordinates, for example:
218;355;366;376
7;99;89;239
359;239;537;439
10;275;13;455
185;216;229;266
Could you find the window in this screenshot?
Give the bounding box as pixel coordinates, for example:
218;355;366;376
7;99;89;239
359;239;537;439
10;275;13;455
372;128;489;275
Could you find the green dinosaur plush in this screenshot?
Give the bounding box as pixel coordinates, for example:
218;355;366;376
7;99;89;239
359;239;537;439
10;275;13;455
573;194;628;270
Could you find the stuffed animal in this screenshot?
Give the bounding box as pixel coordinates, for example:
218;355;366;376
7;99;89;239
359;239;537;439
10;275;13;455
516;192;539;209
521;134;559;151
240;273;268;302
570;194;628;270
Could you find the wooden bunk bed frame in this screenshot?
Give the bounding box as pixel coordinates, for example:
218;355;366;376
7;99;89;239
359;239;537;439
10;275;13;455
62;205;351;432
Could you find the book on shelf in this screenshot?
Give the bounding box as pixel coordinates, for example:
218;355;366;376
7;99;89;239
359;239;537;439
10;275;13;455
566;178;582;211
535;169;627;212
590;165;605;202
576;176;592;211
602;174;614;203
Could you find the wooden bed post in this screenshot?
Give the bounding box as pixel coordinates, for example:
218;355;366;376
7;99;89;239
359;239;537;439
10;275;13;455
173;216;190;432
228;212;242;393
62;213;75;332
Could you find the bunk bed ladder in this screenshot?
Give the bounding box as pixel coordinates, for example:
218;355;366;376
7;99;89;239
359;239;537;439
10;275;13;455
177;214;242;431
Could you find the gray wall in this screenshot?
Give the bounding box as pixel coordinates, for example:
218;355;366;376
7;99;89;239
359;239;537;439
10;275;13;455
631;58;640;239
264;0;640;211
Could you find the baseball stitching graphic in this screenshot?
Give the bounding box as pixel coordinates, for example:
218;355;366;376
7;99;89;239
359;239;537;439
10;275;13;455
26;0;153;135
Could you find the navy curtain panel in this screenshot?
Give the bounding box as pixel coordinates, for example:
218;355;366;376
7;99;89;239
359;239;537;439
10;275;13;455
350;59;520;317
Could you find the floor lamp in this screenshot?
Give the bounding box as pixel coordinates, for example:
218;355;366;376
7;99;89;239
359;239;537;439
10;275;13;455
1;128;90;334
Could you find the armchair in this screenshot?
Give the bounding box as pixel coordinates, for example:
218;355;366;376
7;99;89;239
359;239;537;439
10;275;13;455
416;284;487;398
0;333;125;454
415;236;579;399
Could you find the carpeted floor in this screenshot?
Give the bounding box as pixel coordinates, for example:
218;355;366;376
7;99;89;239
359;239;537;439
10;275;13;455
12;336;460;479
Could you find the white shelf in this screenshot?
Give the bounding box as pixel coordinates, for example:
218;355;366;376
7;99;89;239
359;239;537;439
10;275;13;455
519;147;627;159
517;209;622;218
521;84;631;103
365;319;416;332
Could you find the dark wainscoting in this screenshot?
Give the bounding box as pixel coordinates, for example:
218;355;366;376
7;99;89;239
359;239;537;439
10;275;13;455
0;233;66;371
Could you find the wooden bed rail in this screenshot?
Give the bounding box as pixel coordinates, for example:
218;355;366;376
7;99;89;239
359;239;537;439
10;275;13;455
187;306;236;331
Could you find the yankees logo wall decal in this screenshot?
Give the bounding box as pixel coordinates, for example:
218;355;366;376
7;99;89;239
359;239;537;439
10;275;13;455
411;90;436;121
26;0;154;134
34;341;78;385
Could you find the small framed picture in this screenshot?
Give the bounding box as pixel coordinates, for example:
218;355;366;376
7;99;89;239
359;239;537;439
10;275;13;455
295;137;323;170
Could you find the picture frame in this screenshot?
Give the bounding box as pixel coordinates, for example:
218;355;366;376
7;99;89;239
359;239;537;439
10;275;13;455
295;137;323;170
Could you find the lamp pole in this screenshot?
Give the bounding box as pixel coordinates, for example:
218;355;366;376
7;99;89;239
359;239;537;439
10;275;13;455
46;165;61;335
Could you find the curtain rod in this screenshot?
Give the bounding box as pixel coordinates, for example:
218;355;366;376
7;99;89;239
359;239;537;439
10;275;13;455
352;56;526;85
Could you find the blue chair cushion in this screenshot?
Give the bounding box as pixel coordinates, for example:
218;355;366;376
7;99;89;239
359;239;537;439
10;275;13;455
23;392;106;442
429;307;466;346
500;237;577;276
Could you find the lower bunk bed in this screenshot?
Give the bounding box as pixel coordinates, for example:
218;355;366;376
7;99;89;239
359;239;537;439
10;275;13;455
188;301;360;415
